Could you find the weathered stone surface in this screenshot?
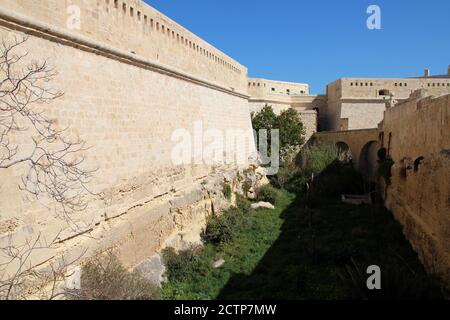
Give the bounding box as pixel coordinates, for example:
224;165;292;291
0;0;258;294
383;93;450;288
251;202;275;210
212;258;225;269
134;254;166;287
64;266;82;290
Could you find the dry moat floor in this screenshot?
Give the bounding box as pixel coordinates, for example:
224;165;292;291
162;190;445;300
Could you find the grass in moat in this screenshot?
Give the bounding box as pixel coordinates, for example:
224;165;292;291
161;190;444;300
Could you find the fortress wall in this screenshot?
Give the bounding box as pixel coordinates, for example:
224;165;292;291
340;78;450;99
248;78;309;98
0;3;256;274
383;93;450;286
0;0;248;94
326;78;450;131
340;101;386;130
325;79;343;131
296;110;317;141
248;101;291;115
291;95;328;131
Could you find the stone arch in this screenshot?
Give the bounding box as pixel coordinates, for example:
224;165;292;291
359;140;381;182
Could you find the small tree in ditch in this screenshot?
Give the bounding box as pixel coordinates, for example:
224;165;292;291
251;105;305;161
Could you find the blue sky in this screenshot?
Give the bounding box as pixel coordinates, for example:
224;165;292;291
145;0;450;94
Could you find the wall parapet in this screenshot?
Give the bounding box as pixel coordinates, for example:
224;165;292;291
0;0;248;94
0;6;248;99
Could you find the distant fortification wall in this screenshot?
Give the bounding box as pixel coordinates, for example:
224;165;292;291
0;0;256;277
326;77;450;131
382;92;450;286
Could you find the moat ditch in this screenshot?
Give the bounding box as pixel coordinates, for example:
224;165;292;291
161;190;445;300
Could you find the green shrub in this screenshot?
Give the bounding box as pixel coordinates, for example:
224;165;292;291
299;144;340;176
257;184;279;204
161;246;202;282
201;207;252;245
235;193;251;213
275;108;306;156
252;105;306;159
222;183;232;200
284;171;309;194
273;151;298;189
72;252;160;300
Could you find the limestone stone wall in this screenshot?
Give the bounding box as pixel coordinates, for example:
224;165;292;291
0;1;257;286
383;92;450;286
248;78;309;98
0;0;248;94
326;77;450;131
296;110;317;142
339;77;450;99
340;101;386;130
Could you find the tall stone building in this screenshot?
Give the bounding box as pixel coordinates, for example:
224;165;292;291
324;68;450;131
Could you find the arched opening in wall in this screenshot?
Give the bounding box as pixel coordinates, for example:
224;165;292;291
336;141;352;163
378;89;391;96
359;141;381;182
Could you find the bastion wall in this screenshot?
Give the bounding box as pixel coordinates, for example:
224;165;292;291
383;92;450;286
0;0;257;279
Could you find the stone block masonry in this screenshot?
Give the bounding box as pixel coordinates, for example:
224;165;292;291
382;92;450;287
0;0;257;289
0;0;248;94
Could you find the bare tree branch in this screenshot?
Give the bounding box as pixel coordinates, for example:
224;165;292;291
0;36;97;223
0;231;86;300
0;36;97;299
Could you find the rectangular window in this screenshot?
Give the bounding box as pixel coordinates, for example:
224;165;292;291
130;7;134;17
114;0;119;8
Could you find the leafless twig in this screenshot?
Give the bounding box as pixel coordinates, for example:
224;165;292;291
0;36;96;224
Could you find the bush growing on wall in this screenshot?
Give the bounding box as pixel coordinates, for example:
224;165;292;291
257;184;279;204
222;183;232;200
235;193;252;213
201;207;252;245
161;246;202;282
71;252;160;300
